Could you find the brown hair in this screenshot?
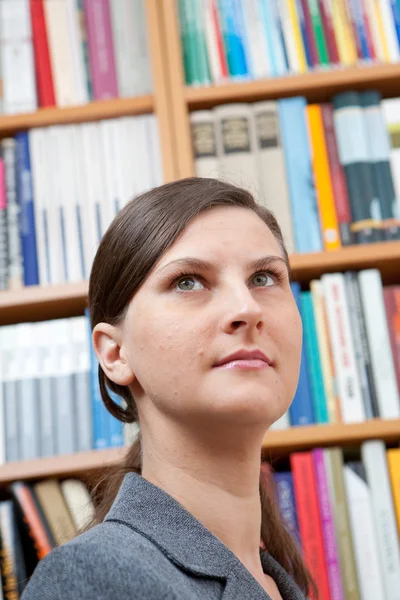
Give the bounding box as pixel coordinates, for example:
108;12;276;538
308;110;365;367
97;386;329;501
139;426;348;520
87;177;314;597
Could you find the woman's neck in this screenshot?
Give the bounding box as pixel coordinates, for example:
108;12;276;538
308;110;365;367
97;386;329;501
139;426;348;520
140;418;267;580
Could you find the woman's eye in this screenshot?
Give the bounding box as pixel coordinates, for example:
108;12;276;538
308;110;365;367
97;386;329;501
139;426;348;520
176;276;204;291
251;272;274;287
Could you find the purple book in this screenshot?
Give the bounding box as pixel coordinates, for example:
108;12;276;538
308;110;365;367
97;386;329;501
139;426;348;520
312;448;345;600
273;472;301;548
83;0;118;99
300;0;319;66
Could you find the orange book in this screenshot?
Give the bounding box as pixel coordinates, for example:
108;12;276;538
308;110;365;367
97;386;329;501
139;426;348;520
290;452;331;600
307;104;341;252
387;448;400;536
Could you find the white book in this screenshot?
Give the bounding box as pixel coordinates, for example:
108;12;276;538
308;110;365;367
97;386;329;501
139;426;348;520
382;98;400;219
115;118;137;207
99;119;120;228
109;119;126;213
125;116;152;195
344;462;386;600
0;326;19;462
57;126;84;282
214;103;260;198
110;0;152;97
145;115;163;188
276;0;300;73
70;124;98;278
29;129;50;286
364;0;386;60
44;0;80;106
361;440;400;600
35;321;56;458
17;323;41;460
321;273;365;423
81;122;103;253
0;328;7;464
190;111;219;179
61;479;95;532
0;0;37;114
358;269;400;419
51;319;77;455
378;0;400;62
67;0;89;104
253;101;295;254
70;317;92;453
240;0;271;79
204;0;225;84
46;127;68;283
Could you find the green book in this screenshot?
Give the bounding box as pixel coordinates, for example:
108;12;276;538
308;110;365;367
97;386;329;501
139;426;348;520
178;0;198;85
307;0;329;65
193;0;211;85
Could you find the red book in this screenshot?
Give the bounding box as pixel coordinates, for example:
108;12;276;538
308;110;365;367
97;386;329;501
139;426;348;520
29;0;56;107
360;0;376;59
211;0;228;78
321;104;353;246
383;287;400;393
291;452;331;600
318;0;340;63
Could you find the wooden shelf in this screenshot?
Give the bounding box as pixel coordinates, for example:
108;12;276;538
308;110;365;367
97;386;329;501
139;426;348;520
1;241;400;325
0;95;154;135
186;63;400;109
0;281;88;325
1;419;399;485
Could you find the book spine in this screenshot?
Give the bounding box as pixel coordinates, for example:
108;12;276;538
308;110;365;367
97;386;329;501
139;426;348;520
83;0;118;99
0;502;20;599
259;0;287;75
217;0;249;78
312;449;345;600
387;449;400;537
291;452;331;600
2;139;23;290
290;283;315;426
287;0;308;71
299;0;320;66
307;104;341;251
15;132;39;286
273;472;301;546
319;0;341;62
76;0;93;98
383;287;400;393
322;273;365;423
360;0;377;58
296;0;313;67
240;0;271;78
379;0;400;61
321;103;353;245
193;0;212;84
390;0;400;49
190;111;219;179
361;440;400;598
308;0;329;64
205;0;229;81
0;158;8;291
29;0;56;106
364;0;386;59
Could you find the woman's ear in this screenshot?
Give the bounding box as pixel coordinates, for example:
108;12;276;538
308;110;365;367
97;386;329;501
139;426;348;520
92;323;135;386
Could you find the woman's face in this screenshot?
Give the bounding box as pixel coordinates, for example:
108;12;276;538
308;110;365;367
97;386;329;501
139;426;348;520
120;206;302;431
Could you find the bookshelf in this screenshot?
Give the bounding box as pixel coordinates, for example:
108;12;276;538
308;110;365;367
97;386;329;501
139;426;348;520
2;419;399;486
1;0;400;482
2;241;400;326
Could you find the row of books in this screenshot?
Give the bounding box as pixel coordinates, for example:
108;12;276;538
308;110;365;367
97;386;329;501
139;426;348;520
0;314;140;464
178;0;400;86
267;440;400;600
0;477;95;597
284;271;400;429
1;0;152;115
0;113;163;290
191;90;400;254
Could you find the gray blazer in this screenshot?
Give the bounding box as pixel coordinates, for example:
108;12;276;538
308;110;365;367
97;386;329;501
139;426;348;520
21;472;306;599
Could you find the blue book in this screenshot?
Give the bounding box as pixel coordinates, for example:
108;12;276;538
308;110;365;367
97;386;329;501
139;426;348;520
273;472;301;547
300;292;329;424
85;309;110;450
289;283;315;426
15;132;39;286
218;0;249;78
108;390;124;448
296;0;312;68
260;0;288;75
393;1;400;48
350;0;370;59
278;97;323;253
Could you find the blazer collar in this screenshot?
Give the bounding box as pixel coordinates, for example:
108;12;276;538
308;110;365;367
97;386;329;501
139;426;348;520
103;471;304;600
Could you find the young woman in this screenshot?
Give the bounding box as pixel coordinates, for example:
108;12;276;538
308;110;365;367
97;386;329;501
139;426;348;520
22;178;315;600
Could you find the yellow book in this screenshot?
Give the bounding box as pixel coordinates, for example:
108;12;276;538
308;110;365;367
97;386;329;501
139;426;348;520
310;280;340;423
307;104;341;251
387;448;400;536
373;0;390;61
331;0;356;65
286;0;307;73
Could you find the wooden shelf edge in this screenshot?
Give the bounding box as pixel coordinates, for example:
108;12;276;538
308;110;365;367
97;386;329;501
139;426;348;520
1;420;399;485
186;63;400;109
263;419;400;455
0;95;154;134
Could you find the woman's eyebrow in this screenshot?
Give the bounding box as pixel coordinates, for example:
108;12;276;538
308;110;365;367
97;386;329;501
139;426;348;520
156;255;288;274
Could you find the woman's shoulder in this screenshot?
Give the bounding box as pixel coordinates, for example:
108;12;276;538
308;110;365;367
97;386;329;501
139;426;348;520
21;521;175;600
